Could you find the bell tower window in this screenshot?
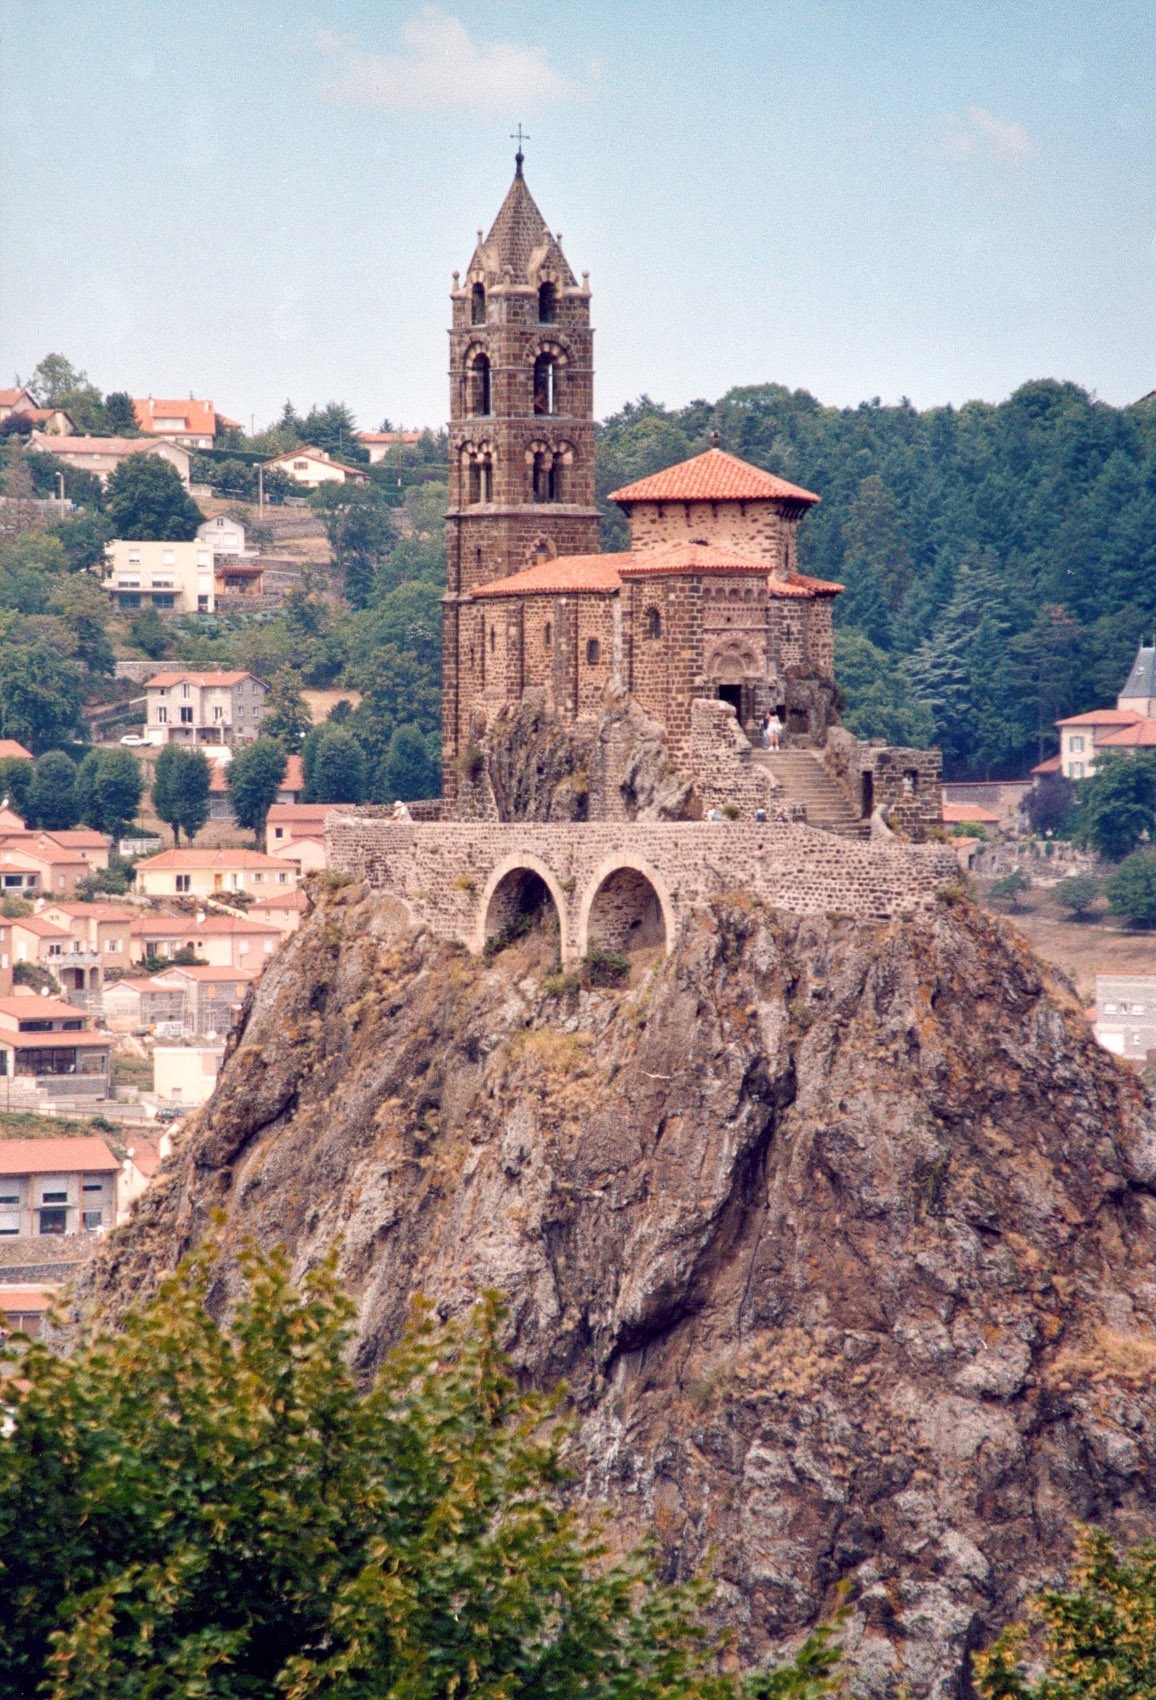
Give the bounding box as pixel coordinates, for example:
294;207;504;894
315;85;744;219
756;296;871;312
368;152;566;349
533;452;562;503
533;355;556;415
469;355;492;417
471;283;486;324
538;282;556;323
468;453;493;504
646;606;662;639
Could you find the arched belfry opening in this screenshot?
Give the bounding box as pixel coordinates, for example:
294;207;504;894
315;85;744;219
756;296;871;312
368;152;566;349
471;282;486;324
533;354;557;415
538;281;557;323
585;866;668;957
469;354;492;417
484;867;561;958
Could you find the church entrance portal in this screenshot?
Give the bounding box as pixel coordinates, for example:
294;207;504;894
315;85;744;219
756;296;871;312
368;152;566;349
717;683;743;718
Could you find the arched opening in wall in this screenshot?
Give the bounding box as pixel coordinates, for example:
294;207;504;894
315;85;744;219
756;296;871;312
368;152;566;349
645;606;661;639
532;452;549;503
469;355;492;417
586;638;600;666
484;868;560;961
533;354;557;415
544;622;552;648
538;281;557;323
467;453;492;504
586;867;668;960
471;283;486;324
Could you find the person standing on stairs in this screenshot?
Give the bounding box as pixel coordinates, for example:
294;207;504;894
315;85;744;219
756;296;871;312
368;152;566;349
765;710;783;751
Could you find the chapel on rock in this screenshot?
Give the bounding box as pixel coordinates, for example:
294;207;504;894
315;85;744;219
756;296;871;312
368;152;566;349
441;155;935;825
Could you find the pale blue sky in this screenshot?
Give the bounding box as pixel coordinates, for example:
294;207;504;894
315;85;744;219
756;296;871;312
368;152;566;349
2;1;1153;432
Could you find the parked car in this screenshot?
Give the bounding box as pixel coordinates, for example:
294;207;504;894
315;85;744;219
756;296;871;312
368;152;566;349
120;734;148;747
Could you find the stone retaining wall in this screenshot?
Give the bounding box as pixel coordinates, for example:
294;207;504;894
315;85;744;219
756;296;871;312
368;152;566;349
327;814;960;963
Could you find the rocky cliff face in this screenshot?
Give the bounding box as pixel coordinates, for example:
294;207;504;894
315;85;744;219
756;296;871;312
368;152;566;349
76;887;1156;1699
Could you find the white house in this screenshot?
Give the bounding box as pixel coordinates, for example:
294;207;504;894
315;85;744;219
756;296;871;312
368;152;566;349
264;447;368;488
197;514;247;556
28;433;192;487
143;670;266;747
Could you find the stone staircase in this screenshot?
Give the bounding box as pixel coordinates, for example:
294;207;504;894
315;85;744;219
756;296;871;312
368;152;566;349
750;748;868;837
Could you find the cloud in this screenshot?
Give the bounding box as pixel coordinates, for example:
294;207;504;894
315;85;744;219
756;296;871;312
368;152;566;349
317;10;574;113
942;106;1036;168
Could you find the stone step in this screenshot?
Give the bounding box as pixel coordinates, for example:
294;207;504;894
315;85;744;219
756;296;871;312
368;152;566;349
749;749;869;838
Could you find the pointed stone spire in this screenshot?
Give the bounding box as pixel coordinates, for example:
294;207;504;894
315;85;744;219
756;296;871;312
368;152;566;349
473;163;577;288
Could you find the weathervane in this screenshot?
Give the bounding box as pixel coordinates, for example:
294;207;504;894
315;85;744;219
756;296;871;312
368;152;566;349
511;124;530;174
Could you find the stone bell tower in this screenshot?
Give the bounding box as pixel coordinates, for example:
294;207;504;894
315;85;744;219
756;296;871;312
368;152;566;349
442;147;600;799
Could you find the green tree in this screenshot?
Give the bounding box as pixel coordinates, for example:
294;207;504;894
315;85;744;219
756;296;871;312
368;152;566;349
989;869;1031;912
262;671;313;747
52;509;115;573
22;352;108;432
1022;773;1076;836
307;725;366;803
46;574;116;676
833;630;935;747
26;749;79;831
325;495;393;609
103;390;139;434
0;642;84;753
0;756;33;818
1074;752;1156;861
0;1241;841;1700
129;602;170;659
227;737;287;842
76;747;143;841
151;743;210;846
975;1527;1156;1700
1054;873;1101;920
105;453;203;542
382;720;438;802
1106;850;1156;927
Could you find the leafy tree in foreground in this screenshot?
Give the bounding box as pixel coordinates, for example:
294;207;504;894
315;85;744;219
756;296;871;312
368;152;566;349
262;671;313;747
381;720;438;802
1053;874;1101;921
989;870;1031;912
105;452;203;542
76;747;143;841
974;1527;1156;1700
129;601;170;659
152;742;210;847
227;736;287;842
0;1242;842;1700
1073;752;1156;861
1105;850;1156;928
26;750;79;831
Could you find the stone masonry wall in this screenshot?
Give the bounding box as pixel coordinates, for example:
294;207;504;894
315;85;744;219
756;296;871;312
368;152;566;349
824;727;942;830
326;813;961;964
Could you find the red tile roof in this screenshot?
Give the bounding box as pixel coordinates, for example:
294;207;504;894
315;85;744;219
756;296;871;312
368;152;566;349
137;848;286;870
1096;720;1156;748
133;398;221;437
0;739;32;761
1055;709;1141;727
0;1137;117;1175
145;671;254;689
250;889;309;912
471;547;841;600
0;993;91;1021
943;802;1000;825
1031;755;1063;774
153;964;256;982
609;448;820;507
281;754;305;793
356;431;422;445
472;553;625;598
768;571;845;597
0;389;32;409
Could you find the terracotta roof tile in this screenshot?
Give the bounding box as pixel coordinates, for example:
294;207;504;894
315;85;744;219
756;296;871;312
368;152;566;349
1055;709;1142;727
471;547;842;599
0;1137;117;1175
136;848;286;869
943;802;1000;824
1030;755;1063;774
145;671;254;688
0;739;32;761
133;398;221;436
472;553;624;598
609;448;820;507
1095;720;1156;747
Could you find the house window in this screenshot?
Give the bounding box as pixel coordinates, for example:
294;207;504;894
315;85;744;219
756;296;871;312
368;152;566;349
239;939;249;954
83;1210;103;1233
1104;1002;1117;1014
175;874;191;893
105;938;121;953
213;706;224;721
0;1212;18;1235
180;707;193;724
38;1208;67;1235
294;460;308;471
41;1188;67;1204
181;683;190;698
82;1176;103;1193
162;550;175;565
1071;735;1085;753
1073;762;1084;778
277;872;288;884
586;638;600;666
128;551;141;564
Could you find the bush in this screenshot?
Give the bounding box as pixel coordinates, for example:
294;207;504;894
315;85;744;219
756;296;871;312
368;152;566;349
582;944;631;986
1106;850;1156;928
1054;873;1101;920
989;870;1031;911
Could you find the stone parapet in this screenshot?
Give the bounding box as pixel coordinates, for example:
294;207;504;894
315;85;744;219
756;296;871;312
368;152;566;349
327;814;960;964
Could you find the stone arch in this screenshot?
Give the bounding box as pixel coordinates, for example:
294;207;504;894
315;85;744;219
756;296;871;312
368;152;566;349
706;640;762;728
475;853;570;958
578;856;673;959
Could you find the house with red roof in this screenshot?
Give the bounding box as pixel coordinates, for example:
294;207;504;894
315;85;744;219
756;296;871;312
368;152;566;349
133;397;239;450
1051;644;1156;778
264;446;368;488
143;669;267;748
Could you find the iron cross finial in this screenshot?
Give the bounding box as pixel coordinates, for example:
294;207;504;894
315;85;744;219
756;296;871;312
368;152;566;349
511;124;530;174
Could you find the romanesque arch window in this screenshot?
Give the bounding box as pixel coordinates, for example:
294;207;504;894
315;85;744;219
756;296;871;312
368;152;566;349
645;606;661;639
538;282;556;323
467;451;492;504
533;354;557;415
471;283;486;324
544;622;552;648
469;354;492;417
586;638;601;666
